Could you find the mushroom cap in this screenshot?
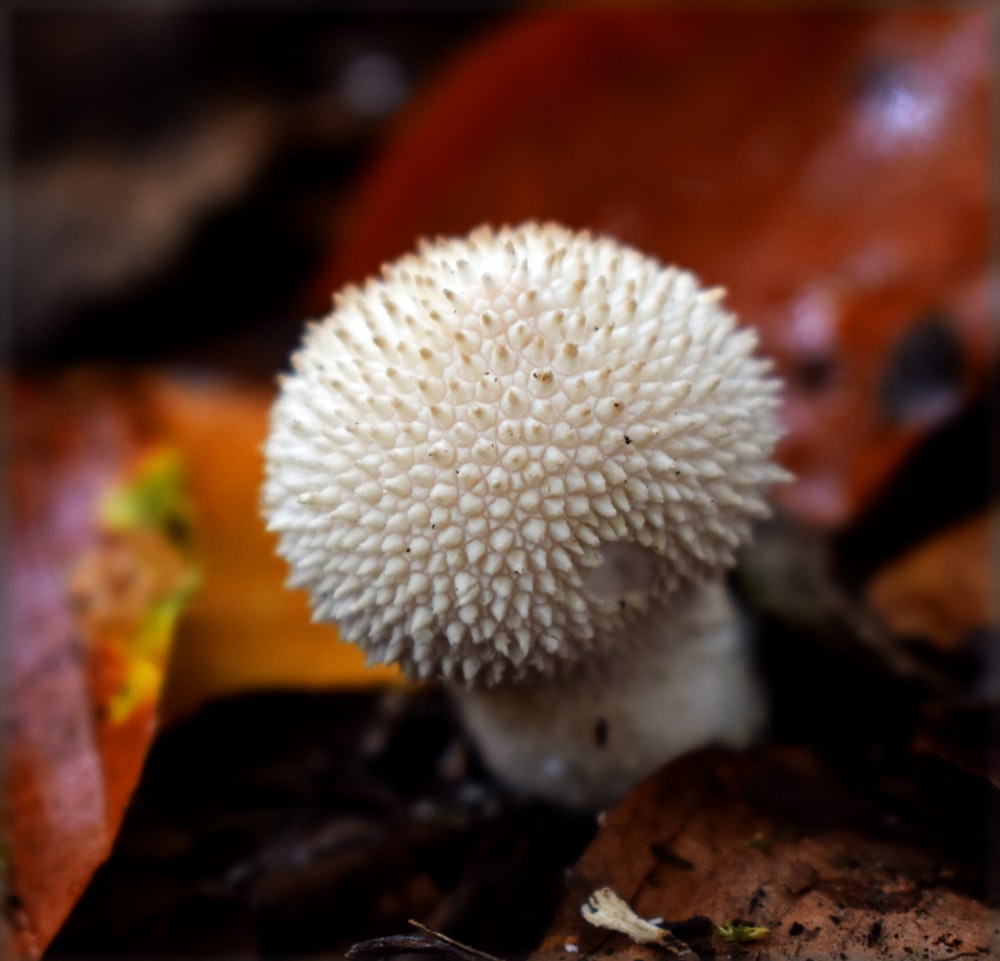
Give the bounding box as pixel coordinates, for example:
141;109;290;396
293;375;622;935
263;222;786;685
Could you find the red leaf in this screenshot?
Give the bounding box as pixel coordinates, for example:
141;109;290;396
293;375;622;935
7;372;193;958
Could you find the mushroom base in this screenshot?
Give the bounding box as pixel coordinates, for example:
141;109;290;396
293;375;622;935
451;581;766;810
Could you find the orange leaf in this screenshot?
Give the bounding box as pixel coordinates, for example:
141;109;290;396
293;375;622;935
139;372;400;721
321;8;989;528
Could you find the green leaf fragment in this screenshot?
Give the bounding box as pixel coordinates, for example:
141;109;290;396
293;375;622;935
100;448;193;545
716;921;770;943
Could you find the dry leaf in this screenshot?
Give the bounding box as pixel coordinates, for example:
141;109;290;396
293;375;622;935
532;746;997;960
580;887;696;959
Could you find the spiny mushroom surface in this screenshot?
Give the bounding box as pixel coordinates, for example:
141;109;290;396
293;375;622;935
264;222;786;690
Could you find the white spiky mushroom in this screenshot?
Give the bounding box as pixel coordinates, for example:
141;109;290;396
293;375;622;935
263;222;788;809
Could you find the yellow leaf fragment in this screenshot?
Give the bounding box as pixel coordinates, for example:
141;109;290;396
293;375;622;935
71;446;199;724
716;921;770;943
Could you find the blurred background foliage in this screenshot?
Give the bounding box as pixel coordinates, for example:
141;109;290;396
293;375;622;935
11;5;504;371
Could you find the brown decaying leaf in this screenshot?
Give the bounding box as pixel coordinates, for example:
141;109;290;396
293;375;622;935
532;746;997;961
322;8;989;530
867;511;992;655
863;511;997;789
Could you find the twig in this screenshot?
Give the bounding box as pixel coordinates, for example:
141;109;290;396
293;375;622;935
345;920;506;961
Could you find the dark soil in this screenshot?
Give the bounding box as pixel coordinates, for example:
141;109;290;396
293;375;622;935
46;687;598;960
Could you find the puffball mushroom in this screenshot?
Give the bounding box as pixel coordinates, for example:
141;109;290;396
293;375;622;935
263;222;788;809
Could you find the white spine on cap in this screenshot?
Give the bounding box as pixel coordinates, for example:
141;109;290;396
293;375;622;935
263;222;787;687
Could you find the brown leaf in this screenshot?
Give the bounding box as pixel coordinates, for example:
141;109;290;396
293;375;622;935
532;747;997;960
865;513;998;788
867;511;992;656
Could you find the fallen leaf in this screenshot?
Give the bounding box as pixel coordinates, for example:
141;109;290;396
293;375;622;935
531;746;997;960
5;368;400;958
864;511;998;789
867;510;992;656
7;379;196;959
69;452;198;811
14;369;399;722
321;8;990;529
138;371;401;720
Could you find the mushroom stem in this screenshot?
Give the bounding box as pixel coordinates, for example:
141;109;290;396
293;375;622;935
451;581;765;809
